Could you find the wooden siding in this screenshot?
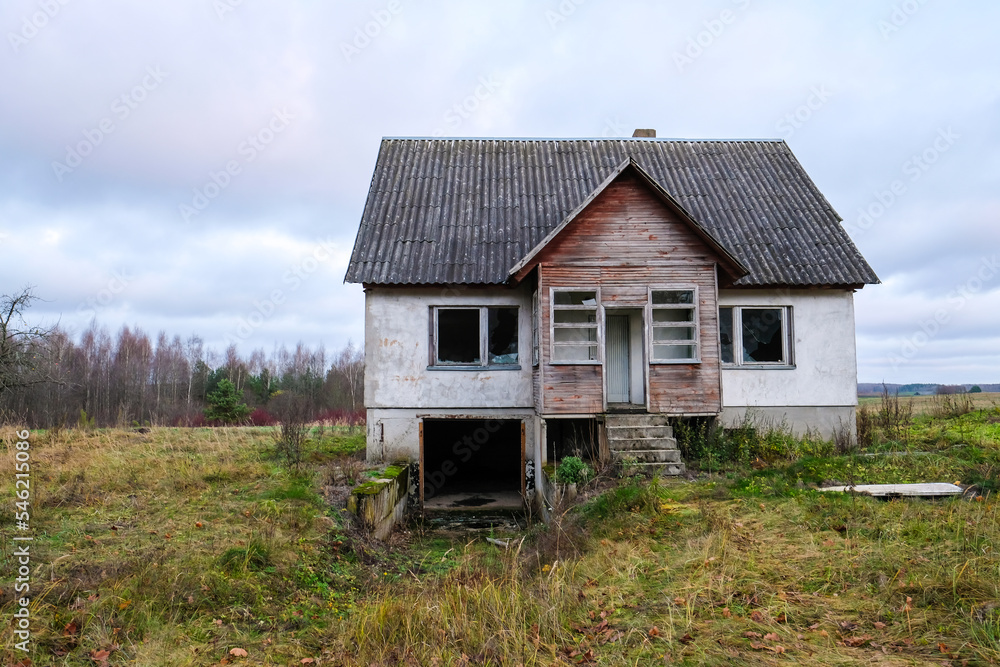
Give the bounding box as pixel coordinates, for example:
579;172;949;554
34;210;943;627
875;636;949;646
535;172;723;416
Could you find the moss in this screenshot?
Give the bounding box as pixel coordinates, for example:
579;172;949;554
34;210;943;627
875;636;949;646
352;481;387;495
382;465;405;478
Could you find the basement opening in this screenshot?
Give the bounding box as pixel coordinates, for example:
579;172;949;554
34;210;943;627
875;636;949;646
546;418;601;463
422;419;523;509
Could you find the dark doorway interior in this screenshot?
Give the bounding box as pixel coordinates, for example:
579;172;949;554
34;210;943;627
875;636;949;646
422;419;522;501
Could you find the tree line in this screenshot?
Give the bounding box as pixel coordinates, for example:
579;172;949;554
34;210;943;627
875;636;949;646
0;289;364;428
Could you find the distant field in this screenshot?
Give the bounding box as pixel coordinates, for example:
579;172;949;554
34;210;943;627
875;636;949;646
858;391;1000;415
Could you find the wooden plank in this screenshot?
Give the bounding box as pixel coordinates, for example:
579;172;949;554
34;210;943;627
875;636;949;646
536;174;724;415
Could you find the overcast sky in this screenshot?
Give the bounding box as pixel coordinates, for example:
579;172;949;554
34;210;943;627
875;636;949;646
1;0;997;384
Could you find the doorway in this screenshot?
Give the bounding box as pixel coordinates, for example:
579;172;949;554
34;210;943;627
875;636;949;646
421;419;524;509
604;309;646;408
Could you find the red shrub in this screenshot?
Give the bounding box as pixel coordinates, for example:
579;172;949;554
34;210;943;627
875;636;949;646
249;408;277;426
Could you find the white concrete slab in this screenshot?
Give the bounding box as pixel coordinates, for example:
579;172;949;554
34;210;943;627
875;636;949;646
818;483;964;497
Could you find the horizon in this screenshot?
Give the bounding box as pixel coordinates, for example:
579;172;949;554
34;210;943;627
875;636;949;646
2;2;997;384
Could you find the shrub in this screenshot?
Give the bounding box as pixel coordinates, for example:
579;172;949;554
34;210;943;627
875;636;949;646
554;456;591;485
270;391;316;469
249;407;277;426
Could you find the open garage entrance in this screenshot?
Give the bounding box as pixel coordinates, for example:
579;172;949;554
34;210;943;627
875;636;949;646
421;419;523;510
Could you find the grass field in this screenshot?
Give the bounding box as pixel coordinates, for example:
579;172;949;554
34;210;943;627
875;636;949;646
2;401;999;666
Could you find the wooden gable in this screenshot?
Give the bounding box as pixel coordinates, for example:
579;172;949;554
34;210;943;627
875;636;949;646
531;168;729;416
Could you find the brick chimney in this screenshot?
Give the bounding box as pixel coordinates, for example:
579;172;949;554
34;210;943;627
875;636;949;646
632;129;656;138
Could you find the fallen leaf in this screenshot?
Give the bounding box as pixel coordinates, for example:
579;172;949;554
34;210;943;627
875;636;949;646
776;612;787;623
750;610;764;622
673;597;686;605
300;660;315;665
196;521;204;528
822;539;836;547
187;595;195;604
89;649;111;663
213;619;223;626
648;626;660;637
938;643;949;653
118;600;131;611
874;621;887;629
229;648;248;657
743;631;762;639
808;623;820;630
763;633;779;641
63;621;80;636
679;633;694;644
721;607;732;618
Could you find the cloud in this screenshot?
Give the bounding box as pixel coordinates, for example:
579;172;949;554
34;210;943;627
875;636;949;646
0;0;998;382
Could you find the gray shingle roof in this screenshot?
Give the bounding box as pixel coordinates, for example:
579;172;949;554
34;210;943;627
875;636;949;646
344;138;879;287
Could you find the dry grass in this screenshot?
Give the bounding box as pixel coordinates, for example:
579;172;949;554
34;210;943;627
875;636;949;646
859;391;1000;416
2;421;999;665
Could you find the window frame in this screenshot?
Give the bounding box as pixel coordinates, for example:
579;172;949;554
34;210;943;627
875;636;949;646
646;286;701;364
719;305;795;368
549;287;601;365
429;305;521;370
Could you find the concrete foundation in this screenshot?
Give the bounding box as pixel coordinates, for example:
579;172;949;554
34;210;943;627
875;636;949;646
719;405;856;440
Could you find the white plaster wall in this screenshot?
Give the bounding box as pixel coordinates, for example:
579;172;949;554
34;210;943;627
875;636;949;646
364;285;534;410
719;289;858;409
367;407;537;472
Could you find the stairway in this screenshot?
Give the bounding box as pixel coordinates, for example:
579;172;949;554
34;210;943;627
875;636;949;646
605;414;686;476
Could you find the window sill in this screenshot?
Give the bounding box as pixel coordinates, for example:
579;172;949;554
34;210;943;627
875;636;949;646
549;361;601;366
650;359;702;365
427;365;523;371
722;364;796;370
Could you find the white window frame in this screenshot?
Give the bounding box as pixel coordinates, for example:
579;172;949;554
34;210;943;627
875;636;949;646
549;287;601;365
719;305;794;368
430;305;520;369
647;286;700;364
531;290;540;367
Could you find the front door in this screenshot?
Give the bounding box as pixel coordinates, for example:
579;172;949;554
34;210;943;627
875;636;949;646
606;314;630;403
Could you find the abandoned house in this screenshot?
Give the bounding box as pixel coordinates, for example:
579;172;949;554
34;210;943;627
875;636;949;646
345;133;879;509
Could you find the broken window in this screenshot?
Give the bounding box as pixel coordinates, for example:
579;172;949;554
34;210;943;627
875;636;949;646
432;306;519;367
551;289;598;362
436;309;480;364
718;306;792;366
649;289;698;362
488;307;519;365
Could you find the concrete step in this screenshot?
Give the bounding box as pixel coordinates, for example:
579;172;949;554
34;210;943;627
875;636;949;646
606;425;674;440
630;461;686;476
610;448;682;464
607;436;678;451
605;413;672;427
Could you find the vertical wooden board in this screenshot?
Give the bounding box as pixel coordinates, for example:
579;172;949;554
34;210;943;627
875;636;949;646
418;420;424;507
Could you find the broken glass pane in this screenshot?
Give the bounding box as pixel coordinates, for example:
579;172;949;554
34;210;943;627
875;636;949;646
437;309;480;364
488;307;518;365
554;291;597;306
719;307;734;363
741;308;783;363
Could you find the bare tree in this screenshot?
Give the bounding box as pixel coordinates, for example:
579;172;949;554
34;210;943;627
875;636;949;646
0;287;51;397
